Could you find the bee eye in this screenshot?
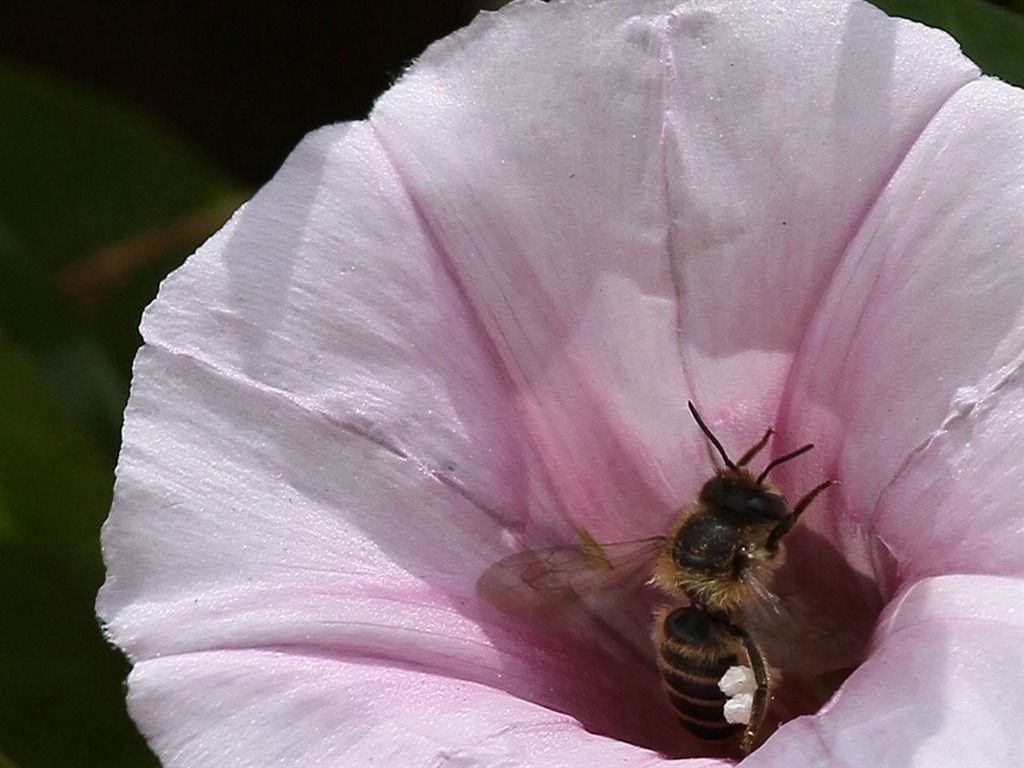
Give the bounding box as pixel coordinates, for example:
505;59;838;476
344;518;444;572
702;476;785;521
745;497;768;514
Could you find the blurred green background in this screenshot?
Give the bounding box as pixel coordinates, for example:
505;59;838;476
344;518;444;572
0;1;1020;766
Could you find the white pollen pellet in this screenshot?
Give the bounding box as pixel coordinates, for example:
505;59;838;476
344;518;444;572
719;665;756;696
723;692;754;725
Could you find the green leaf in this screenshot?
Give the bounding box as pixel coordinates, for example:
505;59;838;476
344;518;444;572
871;0;1024;86
0;65;243;457
0;224;125;459
0;331;157;767
0;64;236;271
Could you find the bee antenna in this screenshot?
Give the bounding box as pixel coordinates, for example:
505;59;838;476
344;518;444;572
687;401;737;471
756;443;815;484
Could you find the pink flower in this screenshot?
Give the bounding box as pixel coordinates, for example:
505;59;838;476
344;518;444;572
97;1;1024;766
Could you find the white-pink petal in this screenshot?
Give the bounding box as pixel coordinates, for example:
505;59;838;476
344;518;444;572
127;650;711;768
781;78;1024;586
743;575;1024;768
371;0;981;544
96;119;679;757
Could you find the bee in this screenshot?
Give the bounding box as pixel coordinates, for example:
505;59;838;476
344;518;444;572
477;401;834;753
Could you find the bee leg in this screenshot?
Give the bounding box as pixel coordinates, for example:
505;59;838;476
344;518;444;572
736;628;770;754
766;479;836;552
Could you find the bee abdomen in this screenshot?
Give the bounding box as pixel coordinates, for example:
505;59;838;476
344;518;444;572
656;607;745;743
658;645;743;742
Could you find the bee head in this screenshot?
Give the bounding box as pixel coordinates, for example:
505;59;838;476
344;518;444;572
699;472;786;522
677;402;825;600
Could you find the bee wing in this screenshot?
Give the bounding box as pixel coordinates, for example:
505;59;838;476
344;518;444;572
477;530;665;621
744;570;783;617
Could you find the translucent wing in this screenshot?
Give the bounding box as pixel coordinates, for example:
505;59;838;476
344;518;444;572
477;528;666;620
743;566;783;617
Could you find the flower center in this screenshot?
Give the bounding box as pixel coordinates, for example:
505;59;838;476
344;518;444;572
494;523;887;759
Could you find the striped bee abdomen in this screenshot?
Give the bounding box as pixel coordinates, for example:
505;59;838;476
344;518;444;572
656;606;745;743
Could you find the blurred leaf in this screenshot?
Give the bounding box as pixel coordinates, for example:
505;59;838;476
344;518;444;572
0;332;110;578
0;331;156;767
0;64;243;457
871;0;1024;86
0;63;236;270
0;223;125;459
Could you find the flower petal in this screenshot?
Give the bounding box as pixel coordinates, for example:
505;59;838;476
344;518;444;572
99;122;528;658
98;122;677;754
779;78;1024;586
662;0;978;429
743;575;1024;768
373;0;694;541
125;650;705;768
371;0;981;539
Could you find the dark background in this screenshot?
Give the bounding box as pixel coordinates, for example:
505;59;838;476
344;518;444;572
0;2;492;186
